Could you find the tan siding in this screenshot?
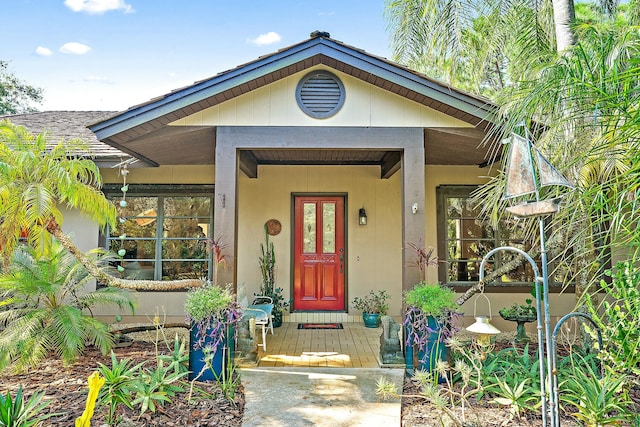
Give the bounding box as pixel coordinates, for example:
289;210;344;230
91;163;574;321
237;165;404;317
172;66;473;128
101;165;215;184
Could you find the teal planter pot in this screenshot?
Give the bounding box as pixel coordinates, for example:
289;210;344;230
362;312;381;328
188;323;234;381
272;310;283;328
404;315;447;380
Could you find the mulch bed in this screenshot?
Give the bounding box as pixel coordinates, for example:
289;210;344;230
2;334;639;426
0;341;243;427
401;340;640;426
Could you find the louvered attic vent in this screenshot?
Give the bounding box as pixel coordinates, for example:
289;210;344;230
296;70;345;119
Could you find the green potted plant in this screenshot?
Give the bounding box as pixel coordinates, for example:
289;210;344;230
351;290;391;328
404;281;459;375
499;299;537;343
258;225;289;327
185;282;241;381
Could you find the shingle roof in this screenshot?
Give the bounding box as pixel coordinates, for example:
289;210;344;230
91;33;498;147
0;111;128;159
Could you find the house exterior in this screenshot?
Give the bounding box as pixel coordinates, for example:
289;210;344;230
5;32;575;327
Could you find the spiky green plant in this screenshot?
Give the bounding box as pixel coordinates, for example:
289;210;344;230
0;386;55;427
0;241;136;372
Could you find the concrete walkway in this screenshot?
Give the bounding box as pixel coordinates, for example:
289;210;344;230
241;367;404;427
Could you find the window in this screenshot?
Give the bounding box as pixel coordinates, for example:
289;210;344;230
104;186;214;282
436;186;547;289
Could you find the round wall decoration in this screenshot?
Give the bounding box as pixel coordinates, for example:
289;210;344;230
265;219;282;236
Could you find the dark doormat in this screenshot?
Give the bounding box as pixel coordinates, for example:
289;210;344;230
297;323;344;330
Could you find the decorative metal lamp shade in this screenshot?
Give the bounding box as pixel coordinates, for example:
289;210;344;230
358;208;367;225
466;316;501;347
466;293;500;348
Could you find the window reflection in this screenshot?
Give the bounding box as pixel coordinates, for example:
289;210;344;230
439;188;544;285
107;194;213;281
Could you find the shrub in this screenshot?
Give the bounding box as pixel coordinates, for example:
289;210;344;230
0;242;135;372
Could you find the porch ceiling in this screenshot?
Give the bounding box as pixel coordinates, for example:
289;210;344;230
118;124;494;174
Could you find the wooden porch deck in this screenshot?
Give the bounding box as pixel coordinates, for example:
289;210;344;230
255;322;381;368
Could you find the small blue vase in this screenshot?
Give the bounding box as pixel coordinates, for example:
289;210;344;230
362;312;381;328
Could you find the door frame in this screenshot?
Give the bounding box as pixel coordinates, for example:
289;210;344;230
291;192;348;312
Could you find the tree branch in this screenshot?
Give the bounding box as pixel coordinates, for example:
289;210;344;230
46;219;205;291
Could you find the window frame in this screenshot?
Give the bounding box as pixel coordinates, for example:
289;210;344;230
436;185;566;293
101;184;215;285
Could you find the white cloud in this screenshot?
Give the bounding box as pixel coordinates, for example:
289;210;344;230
247;32;281;46
35;46;53;56
60;42;92;55
64;0;134;15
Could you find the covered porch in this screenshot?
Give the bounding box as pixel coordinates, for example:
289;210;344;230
246;321;381;369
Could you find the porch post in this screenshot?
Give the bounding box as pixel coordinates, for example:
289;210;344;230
402;136;426;292
213;128;238;291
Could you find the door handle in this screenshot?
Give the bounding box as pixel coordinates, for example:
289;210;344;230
339;249;344;274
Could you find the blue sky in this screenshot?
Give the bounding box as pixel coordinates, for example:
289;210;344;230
3;0;391;111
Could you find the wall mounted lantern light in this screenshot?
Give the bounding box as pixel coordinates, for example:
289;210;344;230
358;207;368;225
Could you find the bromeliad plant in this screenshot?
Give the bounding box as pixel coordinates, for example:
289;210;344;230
97;352;145;426
0;387;56;427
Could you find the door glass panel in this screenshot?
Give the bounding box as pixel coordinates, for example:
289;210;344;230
303;203;316;253
322;202;335;253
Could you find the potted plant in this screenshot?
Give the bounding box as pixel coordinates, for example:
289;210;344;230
499;299;537;343
185;282;241;381
351;290;391;328
258;225;289;327
404;281;459;375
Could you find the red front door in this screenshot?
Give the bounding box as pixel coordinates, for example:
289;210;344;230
293;196;345;311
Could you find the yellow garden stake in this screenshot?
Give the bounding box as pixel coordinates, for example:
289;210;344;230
75;371;106;427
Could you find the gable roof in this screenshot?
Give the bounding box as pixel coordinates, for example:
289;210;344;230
1;111;130;166
90;32;498;149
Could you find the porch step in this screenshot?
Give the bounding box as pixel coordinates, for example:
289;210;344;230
283;312;361;324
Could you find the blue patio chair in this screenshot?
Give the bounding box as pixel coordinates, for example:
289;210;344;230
241;295;274;351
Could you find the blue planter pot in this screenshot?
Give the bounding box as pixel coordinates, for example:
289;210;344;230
188;322;234;381
362;312;381;328
404;315;447;379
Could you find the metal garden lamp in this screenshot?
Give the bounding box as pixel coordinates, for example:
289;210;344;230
466;292;500;350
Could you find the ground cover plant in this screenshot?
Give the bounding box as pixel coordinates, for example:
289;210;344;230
0;325;244;426
393;335;640;426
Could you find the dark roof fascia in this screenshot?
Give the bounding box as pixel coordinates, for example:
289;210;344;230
90;37;498;140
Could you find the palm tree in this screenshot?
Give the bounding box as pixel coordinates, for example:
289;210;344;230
474;23;640;301
0;120;203;290
384;0;631;98
384;0;557;97
385;0;639;305
0;241;135;371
